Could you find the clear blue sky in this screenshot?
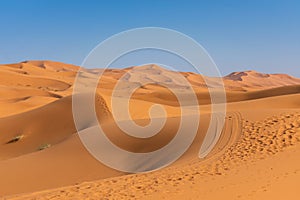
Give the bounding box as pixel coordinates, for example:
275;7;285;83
0;0;299;77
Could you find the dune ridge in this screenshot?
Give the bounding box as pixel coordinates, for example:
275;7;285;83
0;60;299;117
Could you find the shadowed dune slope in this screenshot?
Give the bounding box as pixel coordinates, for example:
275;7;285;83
0;93;111;161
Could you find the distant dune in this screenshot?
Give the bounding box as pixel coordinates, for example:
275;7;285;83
0;61;300;199
0;60;299;116
224;70;300;90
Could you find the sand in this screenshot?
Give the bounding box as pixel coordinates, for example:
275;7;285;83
0;61;299;199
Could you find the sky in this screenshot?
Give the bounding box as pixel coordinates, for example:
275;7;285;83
0;0;299;77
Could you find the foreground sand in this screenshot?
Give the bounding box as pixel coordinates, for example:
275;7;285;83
0;61;299;199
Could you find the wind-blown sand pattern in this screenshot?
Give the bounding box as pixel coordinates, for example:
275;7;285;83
0;61;300;199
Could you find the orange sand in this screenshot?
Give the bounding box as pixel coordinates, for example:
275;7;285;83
0;61;299;199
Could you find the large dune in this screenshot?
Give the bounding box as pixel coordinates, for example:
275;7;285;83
0;61;300;199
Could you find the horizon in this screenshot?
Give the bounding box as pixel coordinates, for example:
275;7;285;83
3;59;300;78
0;0;299;77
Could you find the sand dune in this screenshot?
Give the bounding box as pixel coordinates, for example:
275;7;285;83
0;61;300;199
0;61;299;115
225;70;300;90
4;95;300;199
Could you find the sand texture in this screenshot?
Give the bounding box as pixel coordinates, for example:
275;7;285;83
0;61;299;199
